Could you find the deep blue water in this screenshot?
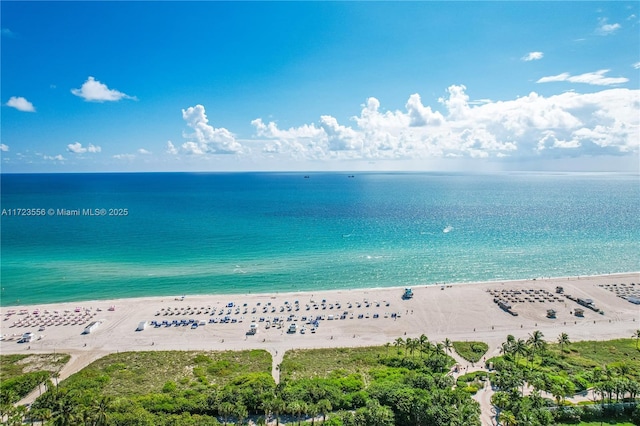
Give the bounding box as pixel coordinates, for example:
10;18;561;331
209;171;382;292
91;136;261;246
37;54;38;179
1;172;638;306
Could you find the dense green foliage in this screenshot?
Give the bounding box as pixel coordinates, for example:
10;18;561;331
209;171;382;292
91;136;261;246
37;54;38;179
277;336;480;426
280;346;389;381
0;353;69;404
451;341;489;363
61;350;272;396
490;332;640;426
18;335;483;425
455;370;489;394
4;333;637;425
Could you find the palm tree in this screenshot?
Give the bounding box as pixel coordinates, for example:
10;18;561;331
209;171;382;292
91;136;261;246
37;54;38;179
393;337;405;355
404;337;412;356
234;403;248;425
527;330;546;358
272;398;285;426
260;399;273;423
419;334;429;357
8;405;27;426
80;407;95;426
287;400;306;426
557;332;570;356
93;395;112;426
53;394;77;426
307;402;320;426
513;338;528;364
633;329;640;350
384;342;391;356
360;399;395;426
551;384;564;406
500;335;516;361
29;407;52;426
499;410;517;426
218;401;235;426
443;338;453;354
316;399;332;424
407;338;420;357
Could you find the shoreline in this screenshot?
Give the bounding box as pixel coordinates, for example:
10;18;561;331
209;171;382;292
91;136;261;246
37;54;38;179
1;270;638;309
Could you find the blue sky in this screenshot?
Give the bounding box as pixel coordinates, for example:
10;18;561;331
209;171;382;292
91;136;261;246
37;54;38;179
1;1;639;172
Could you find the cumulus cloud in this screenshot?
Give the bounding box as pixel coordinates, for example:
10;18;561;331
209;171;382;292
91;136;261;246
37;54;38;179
67;142;101;154
596;18;621;35
180;105;243;155
44;154;65;161
537;69;628;86
71;77;136;102
250;86;639;162
522;51;544;61
6;96;35;112
405;94;444;126
0;144;9;152
138;148;151;155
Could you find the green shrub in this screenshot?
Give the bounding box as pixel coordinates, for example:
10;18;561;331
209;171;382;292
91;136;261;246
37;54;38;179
0;371;50;403
453;341;489;363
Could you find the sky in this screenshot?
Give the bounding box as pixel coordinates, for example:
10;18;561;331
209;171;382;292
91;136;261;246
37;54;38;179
1;1;639;173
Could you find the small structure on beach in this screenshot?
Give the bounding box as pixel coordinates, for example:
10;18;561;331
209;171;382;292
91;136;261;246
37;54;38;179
546;309;556;319
555;286;564;294
577;298;594;308
496;300;518;316
574;308;584;317
18;332;34;343
136;321;147;331
247;323;258;335
83;321;100;334
402;288;414;299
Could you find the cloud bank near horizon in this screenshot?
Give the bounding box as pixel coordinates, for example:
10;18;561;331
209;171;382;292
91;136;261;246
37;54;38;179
171;85;638;165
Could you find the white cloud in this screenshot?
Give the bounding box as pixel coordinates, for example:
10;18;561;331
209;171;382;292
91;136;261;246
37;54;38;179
250;86;639;163
138;148;151;155
180;105;244;155
633;62;640;70
522;51;544;61
537;69;628;86
596;18;621;35
113;154;135;160
44;154;65;161
0;144;9;152
67;142;101;154
166;141;178;155
405;93;444;126
6;96;35;112
71;76;136;102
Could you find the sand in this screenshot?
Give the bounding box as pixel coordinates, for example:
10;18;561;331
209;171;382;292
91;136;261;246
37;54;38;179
2;273;639;381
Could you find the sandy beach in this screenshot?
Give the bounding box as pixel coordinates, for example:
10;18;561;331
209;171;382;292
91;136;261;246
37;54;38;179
2;273;639;383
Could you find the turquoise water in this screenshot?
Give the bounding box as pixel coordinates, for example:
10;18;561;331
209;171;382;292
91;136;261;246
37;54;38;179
1;172;638;306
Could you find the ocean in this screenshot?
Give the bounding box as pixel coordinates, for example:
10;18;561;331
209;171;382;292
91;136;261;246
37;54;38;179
1;172;638;306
